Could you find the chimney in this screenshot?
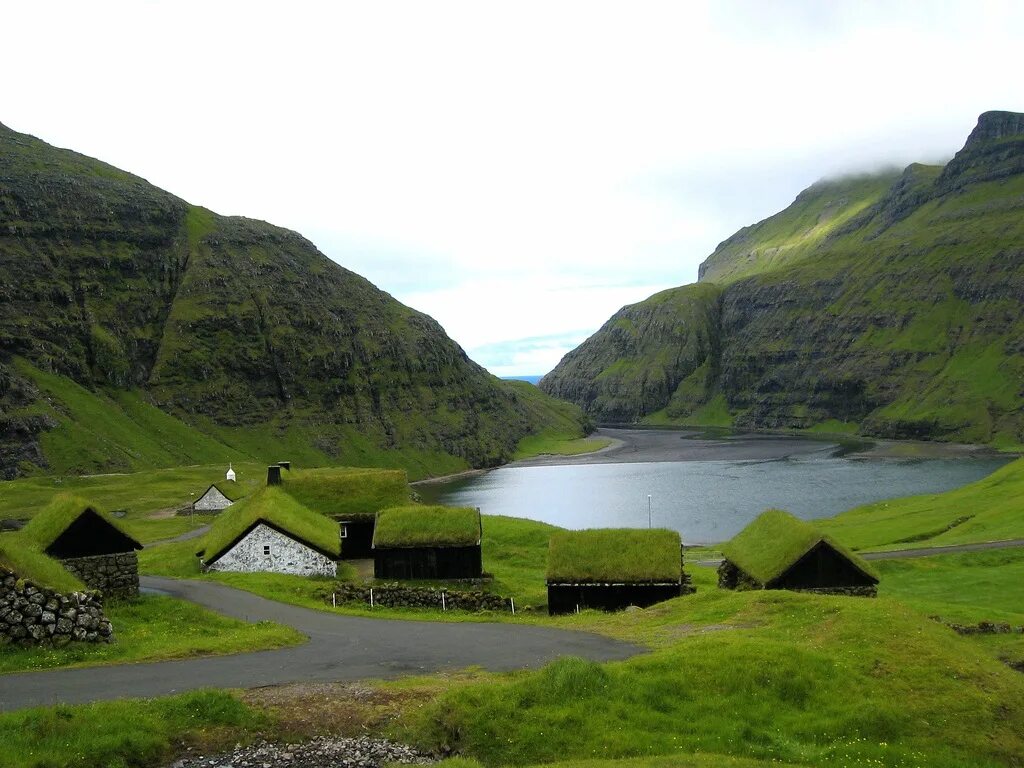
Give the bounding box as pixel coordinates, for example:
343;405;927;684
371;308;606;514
278;461;291;471
267;465;282;486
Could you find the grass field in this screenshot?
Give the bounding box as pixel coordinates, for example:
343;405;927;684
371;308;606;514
821;457;1024;550
0;595;303;675
0;690;269;768
0;463;265;544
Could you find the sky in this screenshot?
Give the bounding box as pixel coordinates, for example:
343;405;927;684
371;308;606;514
4;1;1023;376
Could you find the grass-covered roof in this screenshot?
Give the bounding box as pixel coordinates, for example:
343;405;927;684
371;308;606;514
373;505;481;548
280;467;410;522
20;493;142;552
198;487;341;563
722;509;880;586
0;537;86;593
546;528;682;584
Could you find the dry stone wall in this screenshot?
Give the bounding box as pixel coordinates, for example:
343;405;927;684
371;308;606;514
0;573;112;647
208;523;337;577
62;552;139;598
326;583;514;612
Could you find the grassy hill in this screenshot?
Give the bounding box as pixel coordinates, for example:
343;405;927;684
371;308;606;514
0;122;589;479
541;111;1024;446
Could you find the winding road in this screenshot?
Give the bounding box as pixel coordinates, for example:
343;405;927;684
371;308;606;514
0;576;641;713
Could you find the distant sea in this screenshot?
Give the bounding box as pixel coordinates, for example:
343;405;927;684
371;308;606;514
502;375;544;385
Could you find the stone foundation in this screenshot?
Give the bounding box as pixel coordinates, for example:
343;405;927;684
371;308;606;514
61;552;139;599
324;583;515;612
0;574;112;647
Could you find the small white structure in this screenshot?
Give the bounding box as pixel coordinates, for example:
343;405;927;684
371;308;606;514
194;484;235;513
226;463;236;482
205;523;337;577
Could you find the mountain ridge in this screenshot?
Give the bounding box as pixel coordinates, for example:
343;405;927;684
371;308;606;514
0;122;587;479
541;110;1024;446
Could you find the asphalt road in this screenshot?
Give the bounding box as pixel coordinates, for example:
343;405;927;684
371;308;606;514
0;576;642;712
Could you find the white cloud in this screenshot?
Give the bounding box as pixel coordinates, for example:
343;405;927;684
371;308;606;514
3;1;1023;374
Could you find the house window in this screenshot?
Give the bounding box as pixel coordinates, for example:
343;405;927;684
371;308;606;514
340;525;348;539
263;545;271;556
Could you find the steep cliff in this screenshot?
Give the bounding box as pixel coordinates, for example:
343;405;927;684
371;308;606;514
0;123;587;478
542;111;1024;446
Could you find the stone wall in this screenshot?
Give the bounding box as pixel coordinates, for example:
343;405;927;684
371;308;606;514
208;523;337;577
0;573;112;647
62;552;139;599
325;583;515;612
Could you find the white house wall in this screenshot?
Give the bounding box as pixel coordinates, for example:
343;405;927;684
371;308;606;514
195;486;233;512
209;523;337;577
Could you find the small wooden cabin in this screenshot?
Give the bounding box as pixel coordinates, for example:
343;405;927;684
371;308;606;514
20;495;143;598
372;506;482;579
193;482;243;513
719;509;879;596
198;488;340;577
546;528;688;615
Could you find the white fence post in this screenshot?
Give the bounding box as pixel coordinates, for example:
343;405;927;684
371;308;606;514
510;597;515;615
370;587;374;608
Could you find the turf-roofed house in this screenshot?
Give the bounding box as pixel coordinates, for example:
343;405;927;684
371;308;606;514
372;506;483;579
546;528;690;615
719;509;879;596
192;478;245;513
278;467;412;559
197;488;341;577
19;494;143;598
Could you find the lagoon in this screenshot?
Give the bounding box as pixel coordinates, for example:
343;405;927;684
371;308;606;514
418;428;1011;544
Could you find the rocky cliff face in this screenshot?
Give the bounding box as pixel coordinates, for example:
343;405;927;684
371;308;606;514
0;123;585;478
542;111;1024;445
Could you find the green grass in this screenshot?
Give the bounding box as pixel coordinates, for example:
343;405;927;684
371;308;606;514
0;690;269;768
373;505;481;548
280;466;412;522
0;463;266;544
0;594;303;674
821;456;1024;550
401;589;1024;768
199;487;342;562
722;509;878;585
547;529;682;583
513;433;611;460
0;539;84;593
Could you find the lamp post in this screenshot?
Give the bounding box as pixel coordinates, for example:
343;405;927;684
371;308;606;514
647;494;652;529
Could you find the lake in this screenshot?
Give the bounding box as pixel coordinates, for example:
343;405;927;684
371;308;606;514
417;428;1012;544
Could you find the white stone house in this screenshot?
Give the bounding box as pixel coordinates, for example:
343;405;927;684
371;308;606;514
204;521;338;577
194;484;236;513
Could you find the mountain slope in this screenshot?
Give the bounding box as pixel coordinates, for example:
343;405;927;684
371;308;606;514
0;122;587;479
542;111;1024;445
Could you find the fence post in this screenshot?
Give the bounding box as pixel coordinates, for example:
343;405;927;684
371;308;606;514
370;587;374;608
510;597;515;615
332;592;336;608
442;590;447;612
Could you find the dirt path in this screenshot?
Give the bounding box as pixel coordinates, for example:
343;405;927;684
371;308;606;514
0;576;641;713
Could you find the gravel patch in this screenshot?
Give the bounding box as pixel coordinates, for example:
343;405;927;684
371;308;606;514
167;736;434;767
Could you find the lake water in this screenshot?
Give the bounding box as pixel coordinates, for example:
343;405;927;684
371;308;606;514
418;433;1011;543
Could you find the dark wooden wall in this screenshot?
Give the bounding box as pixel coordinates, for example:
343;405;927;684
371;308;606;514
772;541;877;590
547;583;681;615
374;545;482;579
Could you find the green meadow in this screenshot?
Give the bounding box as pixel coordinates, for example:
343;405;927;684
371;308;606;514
3;453;1024;767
